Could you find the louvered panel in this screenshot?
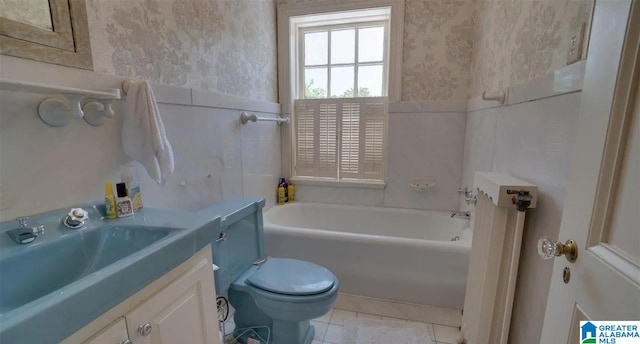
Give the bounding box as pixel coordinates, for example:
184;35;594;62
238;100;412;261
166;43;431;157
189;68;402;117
362;102;386;180
317;103;338;178
294;101;316;176
340;102;361;178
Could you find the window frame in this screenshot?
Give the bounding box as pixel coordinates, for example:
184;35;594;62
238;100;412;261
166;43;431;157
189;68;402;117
277;0;404;188
297;21;390;100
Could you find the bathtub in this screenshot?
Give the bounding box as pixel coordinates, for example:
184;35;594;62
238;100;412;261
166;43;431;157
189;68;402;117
263;202;472;309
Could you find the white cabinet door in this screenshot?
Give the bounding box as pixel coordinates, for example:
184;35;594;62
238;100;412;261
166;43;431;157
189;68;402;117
540;0;640;342
83;318;129;344
126;258;220;344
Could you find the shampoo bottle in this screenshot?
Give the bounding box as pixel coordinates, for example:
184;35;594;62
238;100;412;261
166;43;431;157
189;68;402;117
104;182;117;219
279;177;289;202
287;182;295;202
278;185;286;205
116;182;134;217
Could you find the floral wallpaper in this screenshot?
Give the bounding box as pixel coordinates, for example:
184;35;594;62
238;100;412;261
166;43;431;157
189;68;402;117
401;0;474;101
81;0;592;103
0;0;53;30
87;0;278;102
278;0;475;101
470;0;593;97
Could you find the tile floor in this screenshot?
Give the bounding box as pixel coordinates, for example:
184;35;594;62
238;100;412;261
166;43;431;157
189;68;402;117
223;307;460;344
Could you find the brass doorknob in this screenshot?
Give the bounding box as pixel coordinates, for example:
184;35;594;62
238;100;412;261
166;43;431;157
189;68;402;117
538;236;578;262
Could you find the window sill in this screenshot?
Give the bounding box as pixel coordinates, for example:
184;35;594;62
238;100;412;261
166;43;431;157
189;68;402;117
290;177;386;189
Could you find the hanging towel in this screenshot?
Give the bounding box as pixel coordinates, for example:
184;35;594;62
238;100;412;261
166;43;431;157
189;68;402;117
122;81;175;185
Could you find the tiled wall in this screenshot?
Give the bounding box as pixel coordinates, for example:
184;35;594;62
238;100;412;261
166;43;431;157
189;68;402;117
0;56;281;220
460;92;581;344
295;103;466;211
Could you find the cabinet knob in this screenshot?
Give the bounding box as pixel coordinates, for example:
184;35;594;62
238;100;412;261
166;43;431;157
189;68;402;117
138;323;152;336
118;340;132;344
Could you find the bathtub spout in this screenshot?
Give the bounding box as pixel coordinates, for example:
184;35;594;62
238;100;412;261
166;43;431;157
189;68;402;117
450;211;471;220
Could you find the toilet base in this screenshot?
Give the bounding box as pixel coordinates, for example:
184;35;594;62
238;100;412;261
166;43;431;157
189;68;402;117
229;288;316;344
271;320;314;344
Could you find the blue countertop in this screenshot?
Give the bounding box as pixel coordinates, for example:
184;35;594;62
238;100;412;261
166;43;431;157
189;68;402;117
0;199;261;344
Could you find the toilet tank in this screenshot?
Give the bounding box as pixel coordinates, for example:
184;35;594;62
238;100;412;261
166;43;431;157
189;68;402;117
197;198;266;295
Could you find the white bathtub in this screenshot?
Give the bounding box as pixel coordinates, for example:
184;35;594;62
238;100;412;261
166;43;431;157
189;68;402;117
263;202;472;309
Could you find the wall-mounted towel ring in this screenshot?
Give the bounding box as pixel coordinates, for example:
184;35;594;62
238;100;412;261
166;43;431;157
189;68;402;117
482;90;506;105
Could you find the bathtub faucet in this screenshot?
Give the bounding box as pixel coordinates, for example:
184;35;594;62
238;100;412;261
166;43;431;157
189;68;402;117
450;211;471;220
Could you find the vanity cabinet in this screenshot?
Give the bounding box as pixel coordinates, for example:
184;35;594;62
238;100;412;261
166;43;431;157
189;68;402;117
125;258;219;344
64;246;221;344
83;318;128;344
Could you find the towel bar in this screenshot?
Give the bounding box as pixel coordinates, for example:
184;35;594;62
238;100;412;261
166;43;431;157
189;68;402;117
240;112;289;125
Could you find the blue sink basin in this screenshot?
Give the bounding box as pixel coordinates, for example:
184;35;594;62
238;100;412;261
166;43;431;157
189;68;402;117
0;225;178;315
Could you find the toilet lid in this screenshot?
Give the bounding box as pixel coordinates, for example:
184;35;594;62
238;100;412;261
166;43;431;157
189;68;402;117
247;258;336;296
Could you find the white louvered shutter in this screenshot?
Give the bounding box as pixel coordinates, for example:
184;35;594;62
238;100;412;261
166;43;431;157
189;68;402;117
362;101;386;180
295;102;316;177
340;102;360;178
294;98;387;181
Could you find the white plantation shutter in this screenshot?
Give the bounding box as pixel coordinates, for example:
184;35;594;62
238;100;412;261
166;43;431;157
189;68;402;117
295;102;316;176
362;102;386;180
340;102;360;178
294;97;387;181
317;103;338;178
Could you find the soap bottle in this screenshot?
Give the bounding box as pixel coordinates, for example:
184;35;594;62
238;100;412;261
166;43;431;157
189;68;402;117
115;182;134;217
279;177;289;202
278;184;286;205
121;163;143;212
104;182;117;219
287;181;295;202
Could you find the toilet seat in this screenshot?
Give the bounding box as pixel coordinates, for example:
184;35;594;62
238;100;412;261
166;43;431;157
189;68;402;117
247;258;336;296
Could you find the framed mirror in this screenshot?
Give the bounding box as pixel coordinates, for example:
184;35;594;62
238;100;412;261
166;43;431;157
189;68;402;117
0;0;92;70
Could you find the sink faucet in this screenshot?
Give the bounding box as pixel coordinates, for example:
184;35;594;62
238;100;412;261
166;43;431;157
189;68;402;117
450;211;471;220
6;217;45;244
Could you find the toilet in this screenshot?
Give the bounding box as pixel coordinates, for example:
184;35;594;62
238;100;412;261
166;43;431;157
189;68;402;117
207;198;339;344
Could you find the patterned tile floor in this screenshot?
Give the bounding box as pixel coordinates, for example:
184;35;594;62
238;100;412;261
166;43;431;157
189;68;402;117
223;307;461;344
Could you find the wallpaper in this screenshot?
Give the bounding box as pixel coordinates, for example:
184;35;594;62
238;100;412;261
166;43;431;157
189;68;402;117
401;0;474;101
0;0;53;30
87;0;278;102
470;0;592;97
278;0;475;101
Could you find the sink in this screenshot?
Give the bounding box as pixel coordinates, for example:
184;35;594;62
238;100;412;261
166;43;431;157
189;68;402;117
0;225;179;315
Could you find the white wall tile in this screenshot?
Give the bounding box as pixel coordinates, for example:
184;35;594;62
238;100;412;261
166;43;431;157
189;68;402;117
384;112;466;211
460;92;581;344
0;90;281;219
294;185;384;207
240;114;282;210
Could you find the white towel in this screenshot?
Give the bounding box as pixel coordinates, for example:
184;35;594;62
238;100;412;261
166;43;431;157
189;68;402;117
122;81;174;185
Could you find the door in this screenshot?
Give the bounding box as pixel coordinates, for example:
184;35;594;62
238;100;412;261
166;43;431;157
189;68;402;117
126;258;220;344
540;0;640;343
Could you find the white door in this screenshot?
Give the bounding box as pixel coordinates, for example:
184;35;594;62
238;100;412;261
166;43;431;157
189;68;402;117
540;0;640;343
126;258;220;344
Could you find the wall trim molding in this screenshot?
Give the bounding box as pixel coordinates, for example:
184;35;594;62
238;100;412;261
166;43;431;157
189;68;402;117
389;100;467;113
0;55;281;114
467;61;586;113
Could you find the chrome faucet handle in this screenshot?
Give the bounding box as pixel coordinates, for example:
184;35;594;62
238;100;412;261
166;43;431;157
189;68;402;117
17;217;29;227
457;187;469;196
465;193;477;206
33;224;45;234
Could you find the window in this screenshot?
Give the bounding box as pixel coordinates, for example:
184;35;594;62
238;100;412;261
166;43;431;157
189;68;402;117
300;23;388;99
291;9;391;185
